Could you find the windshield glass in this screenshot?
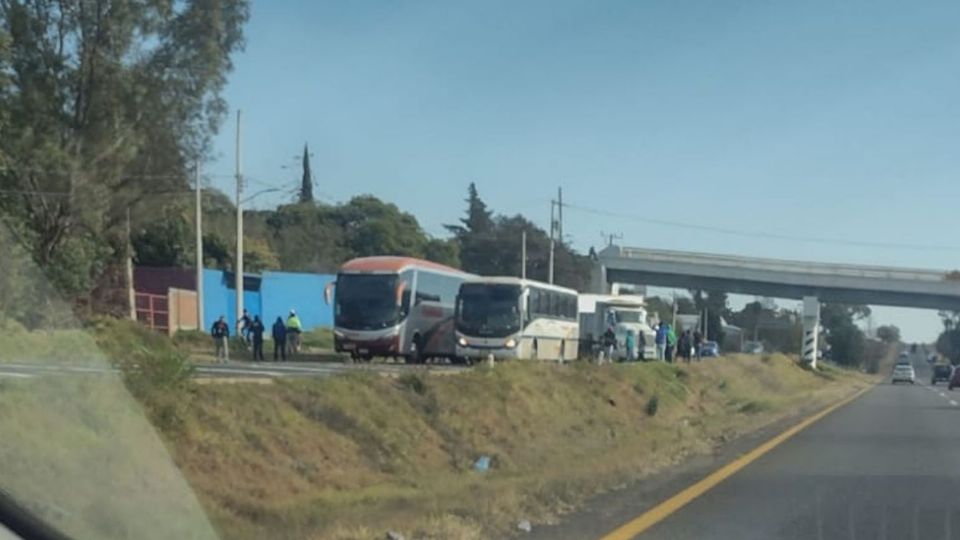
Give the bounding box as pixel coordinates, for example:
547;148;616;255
612;310;644;323
456;284;522;337
335;274;401;330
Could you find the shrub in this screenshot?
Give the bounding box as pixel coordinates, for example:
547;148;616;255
645;395;660;416
398;373;428;396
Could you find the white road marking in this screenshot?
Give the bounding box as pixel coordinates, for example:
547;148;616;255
0;372;34;379
950;400;958;406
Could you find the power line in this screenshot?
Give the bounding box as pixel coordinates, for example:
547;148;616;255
0;187;193;197
562;202;960;252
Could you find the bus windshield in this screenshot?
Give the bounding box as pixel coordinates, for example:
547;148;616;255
456;284;522;337
335;273;402;330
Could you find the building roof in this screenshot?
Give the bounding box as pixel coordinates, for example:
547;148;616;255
339;256;468;275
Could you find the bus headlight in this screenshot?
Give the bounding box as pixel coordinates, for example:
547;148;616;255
505;338;517;349
458;337;468;347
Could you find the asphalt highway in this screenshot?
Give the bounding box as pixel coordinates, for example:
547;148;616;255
532;352;960;540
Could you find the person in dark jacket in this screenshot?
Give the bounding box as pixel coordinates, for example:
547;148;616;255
637;330;647;361
211;315;230;362
272;317;287;361
250;315;265;361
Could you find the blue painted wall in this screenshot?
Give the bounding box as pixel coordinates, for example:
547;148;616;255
200;269;334;332
261;271;336;329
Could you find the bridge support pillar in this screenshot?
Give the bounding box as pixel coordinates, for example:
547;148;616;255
801;296;820;369
590;263;610;294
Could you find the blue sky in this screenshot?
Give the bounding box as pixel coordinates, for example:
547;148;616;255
207;0;960;341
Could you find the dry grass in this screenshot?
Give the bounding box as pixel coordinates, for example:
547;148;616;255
159;355;872;539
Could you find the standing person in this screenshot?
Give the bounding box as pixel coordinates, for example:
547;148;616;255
272;316;287;362
693;329;704;361
286;309;303;356
602;326;616;364
666;323;677;362
637;330;647;361
238;309;252;348
250;315;265;361
655;322;667;361
625;330;636;362
211;315;230;362
678;330;691;363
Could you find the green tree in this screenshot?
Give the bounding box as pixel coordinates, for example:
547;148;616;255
333;196;429;257
0;0;249;302
821;303;870;366
876;325;901;344
242;237;280;273
132;213;192;267
445;184;591;288
300;143;314;203
728;301;802;354
265;203;347;272
424;238;460;267
691;290;730;344
202;233;231;269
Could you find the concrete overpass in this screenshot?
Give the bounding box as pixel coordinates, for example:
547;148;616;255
593;245;960;366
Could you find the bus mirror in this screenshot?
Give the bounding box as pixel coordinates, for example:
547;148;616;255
323;281;335;305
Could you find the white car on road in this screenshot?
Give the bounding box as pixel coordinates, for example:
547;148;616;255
892;362;915;384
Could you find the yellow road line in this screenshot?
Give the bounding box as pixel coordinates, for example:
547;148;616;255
598;385;872;540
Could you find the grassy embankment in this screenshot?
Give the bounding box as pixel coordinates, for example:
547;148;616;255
0;319;877;539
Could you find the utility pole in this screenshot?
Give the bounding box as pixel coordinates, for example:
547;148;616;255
703;307;709;340
126;208;135;321
557;187;563;243
671;291;678;328
195;161;204;332
521;230;527;280
235;109;244;328
548;201;555;284
600;231;623;247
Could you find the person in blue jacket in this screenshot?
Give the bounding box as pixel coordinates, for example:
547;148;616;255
655;322;667;361
272;316;287;362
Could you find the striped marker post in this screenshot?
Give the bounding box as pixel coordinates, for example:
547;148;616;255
801;296;820;369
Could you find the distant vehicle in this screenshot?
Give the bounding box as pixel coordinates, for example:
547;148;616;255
891;363;915;384
578;294;656;360
928;353;938;364
950;368;960;391
899;351;909;359
455;277;579;362
743;341;764;354
700;341;720;357
326;256;474;363
931;364;952;385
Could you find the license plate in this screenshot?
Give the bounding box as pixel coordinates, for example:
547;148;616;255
342;343;355;350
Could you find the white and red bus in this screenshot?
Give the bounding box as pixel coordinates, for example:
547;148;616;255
325;256;474;363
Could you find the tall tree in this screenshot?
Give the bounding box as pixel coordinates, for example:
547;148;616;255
300;143;314;203
820;303;870;366
876;325;901;344
0;0;249;300
691;290;730;344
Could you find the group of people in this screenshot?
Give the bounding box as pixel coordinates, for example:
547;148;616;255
209;309;303;362
599;327;646;363
654;322;703;362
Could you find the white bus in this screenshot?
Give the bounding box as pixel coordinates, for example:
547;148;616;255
325;256;474;363
454;277;579;362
